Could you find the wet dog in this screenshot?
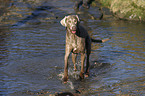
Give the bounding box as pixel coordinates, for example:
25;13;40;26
60;15;109;83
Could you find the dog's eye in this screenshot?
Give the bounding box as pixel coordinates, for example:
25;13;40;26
74;20;77;23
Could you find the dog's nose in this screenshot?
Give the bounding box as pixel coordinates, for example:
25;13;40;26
72;26;76;31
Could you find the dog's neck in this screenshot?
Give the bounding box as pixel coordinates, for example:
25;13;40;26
66;28;78;49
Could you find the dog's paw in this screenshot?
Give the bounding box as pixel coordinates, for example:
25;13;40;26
64;81;67;84
63;77;68;84
85;73;89;77
79;72;84;80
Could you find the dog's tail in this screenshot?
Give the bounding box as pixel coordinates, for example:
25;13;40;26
91;38;110;43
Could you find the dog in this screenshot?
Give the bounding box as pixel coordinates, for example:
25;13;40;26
60;15;109;83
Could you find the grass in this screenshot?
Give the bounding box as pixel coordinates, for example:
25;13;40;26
97;0;145;21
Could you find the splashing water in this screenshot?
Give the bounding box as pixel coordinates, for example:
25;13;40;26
58;60;82;89
58;60;82;79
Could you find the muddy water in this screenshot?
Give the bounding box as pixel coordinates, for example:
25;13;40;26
0;0;145;96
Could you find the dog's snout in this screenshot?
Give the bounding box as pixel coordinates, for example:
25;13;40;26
71;26;76;31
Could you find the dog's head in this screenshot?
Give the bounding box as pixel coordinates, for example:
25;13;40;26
60;15;80;34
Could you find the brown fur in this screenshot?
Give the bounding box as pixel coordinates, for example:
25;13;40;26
60;15;109;83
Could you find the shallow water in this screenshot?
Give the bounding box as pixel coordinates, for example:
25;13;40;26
0;0;145;96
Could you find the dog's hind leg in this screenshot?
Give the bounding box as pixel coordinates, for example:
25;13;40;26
85;37;91;77
80;53;85;79
85;53;90;77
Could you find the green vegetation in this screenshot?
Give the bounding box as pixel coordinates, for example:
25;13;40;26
98;0;145;21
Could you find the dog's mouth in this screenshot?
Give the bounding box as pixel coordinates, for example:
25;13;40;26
71;30;76;34
70;26;77;34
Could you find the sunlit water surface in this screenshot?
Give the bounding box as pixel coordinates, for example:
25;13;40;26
0;0;145;95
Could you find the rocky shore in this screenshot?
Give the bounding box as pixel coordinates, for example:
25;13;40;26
98;0;145;21
0;0;145;26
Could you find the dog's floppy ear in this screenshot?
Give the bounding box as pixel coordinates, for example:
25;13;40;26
60;16;67;27
75;15;80;23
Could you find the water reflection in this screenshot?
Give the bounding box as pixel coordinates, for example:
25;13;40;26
0;0;12;16
0;27;10;65
89;20;145;95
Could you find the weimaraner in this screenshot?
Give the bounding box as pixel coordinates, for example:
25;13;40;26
60;15;109;83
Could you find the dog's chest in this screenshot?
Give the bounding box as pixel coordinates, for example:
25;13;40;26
69;35;85;53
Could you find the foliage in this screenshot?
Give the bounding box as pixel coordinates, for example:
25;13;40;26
98;0;145;21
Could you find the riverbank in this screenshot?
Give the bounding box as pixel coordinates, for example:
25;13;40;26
97;0;145;21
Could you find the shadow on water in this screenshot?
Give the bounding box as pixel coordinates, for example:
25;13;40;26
11;6;55;27
0;0;68;27
0;26;10;66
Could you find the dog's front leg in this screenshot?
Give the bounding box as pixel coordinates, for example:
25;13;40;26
72;53;77;71
64;46;71;83
80;53;85;80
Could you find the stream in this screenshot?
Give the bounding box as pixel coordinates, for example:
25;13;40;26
0;0;145;95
